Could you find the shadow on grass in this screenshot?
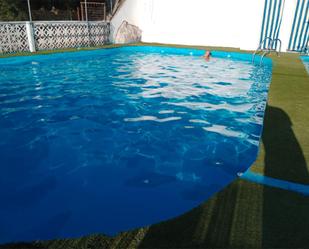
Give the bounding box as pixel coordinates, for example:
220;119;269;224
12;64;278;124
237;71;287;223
138;105;309;248
1;106;309;248
262;105;309;184
261;105;309;248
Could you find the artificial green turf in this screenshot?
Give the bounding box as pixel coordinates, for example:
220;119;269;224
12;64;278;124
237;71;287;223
1;43;309;248
0;44;122;59
2;179;308;249
251;53;309;185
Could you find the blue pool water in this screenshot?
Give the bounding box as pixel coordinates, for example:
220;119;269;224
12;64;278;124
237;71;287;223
0;46;272;243
301;56;309;73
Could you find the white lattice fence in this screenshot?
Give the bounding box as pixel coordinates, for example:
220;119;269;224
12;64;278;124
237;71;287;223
34;21;110;50
0;21;110;54
88;22;110;46
0;22;29;53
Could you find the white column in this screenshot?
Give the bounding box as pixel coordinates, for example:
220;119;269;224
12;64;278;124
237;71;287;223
26;21;36;52
280;0;298;51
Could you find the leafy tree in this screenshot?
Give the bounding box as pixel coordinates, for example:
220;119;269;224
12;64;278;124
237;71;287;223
0;0;107;21
0;0;28;21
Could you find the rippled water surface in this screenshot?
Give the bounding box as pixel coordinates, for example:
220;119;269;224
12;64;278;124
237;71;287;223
0;47;272;243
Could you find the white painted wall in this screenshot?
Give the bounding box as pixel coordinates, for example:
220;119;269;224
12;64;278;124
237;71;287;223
279;0;299;51
111;0;298;51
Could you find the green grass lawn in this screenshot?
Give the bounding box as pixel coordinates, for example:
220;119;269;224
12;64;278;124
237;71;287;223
1;43;309;249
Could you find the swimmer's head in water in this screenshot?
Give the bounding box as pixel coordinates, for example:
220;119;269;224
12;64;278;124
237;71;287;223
204;51;211;58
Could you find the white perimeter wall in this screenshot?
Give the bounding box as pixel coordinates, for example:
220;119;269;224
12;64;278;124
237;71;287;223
111;0;298;51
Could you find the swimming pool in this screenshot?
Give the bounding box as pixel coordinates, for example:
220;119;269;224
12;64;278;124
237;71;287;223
0;46;272;243
301;56;309;73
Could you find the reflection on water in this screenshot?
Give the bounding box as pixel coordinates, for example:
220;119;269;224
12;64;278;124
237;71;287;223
116;53;271;178
0;48;272;243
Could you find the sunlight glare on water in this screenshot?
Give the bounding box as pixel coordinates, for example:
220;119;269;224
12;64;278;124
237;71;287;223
0;47;272;243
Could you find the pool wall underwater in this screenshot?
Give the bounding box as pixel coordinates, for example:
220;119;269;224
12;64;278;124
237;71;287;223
0;45;272;66
0;46;272;244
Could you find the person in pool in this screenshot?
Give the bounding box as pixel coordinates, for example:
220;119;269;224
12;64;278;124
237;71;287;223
202;50;212;61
